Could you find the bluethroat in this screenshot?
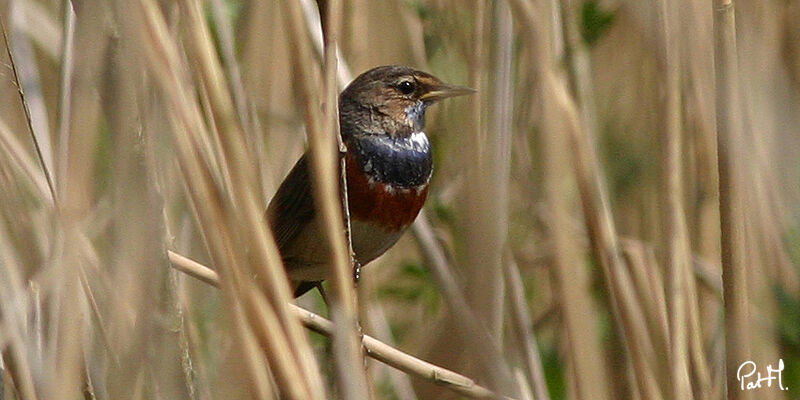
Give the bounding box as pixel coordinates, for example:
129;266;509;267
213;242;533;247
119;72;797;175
267;65;475;297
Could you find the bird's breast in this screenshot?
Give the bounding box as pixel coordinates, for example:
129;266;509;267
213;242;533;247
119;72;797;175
345;132;432;232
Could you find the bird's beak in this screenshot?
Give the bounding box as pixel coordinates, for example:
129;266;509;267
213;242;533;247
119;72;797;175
420;84;477;102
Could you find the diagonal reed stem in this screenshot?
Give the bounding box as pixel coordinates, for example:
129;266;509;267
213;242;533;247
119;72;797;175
167;250;512;400
0;19;57;205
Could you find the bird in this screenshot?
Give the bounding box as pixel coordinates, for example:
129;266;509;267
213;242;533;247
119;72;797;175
267;65;475;297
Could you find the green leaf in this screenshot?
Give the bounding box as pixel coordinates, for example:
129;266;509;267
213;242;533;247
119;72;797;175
581;1;616;47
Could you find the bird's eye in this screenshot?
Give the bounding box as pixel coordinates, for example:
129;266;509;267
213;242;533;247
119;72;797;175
397;80;415;95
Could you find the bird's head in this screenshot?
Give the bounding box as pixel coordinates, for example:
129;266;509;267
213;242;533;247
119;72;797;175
339;65;475;138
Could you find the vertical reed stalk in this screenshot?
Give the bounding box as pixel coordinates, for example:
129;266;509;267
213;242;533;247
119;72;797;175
55;0;74;197
321;0;372;397
504;251;551;400
463;0;513;343
281;0;369;397
507;5;612;399
713;0;750;398
60;1;107;216
656;0;693;396
539;77;611;400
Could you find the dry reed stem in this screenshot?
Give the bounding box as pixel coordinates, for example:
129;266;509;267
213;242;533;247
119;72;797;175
0;118;51;200
656;0;693;397
668;4;719;394
556;1;650;398
174;290;207;400
135;1;323;397
461;0;511;342
509;0;662;398
539;75;610;400
0;334;39;400
411;212;519;396
362;298;419;400
12;1;59;60
685;231;714;389
560;0;597;137
45;237;86;400
302;0;352;90
522;0;622;398
60;1;107;217
230;305;280;400
0;226;39;400
685;250;714;395
504;251;551;400
167;250;510;400
281;0;369;397
712;0;751;398
208;0;250;135
3;9;83;398
0;19;56;205
319;0;371;397
182;1;325;394
620;239;670;352
55;0;75;197
98;22;187;397
6;4;55;184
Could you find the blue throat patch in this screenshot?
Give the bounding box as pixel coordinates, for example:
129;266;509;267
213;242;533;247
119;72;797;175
350;132;433;188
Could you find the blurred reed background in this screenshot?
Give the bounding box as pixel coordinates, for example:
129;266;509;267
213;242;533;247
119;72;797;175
0;0;798;399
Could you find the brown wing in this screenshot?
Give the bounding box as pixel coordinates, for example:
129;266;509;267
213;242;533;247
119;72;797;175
267;154;340;297
266;153;316;253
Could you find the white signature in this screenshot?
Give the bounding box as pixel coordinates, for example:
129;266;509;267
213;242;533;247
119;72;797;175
737;359;788;391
